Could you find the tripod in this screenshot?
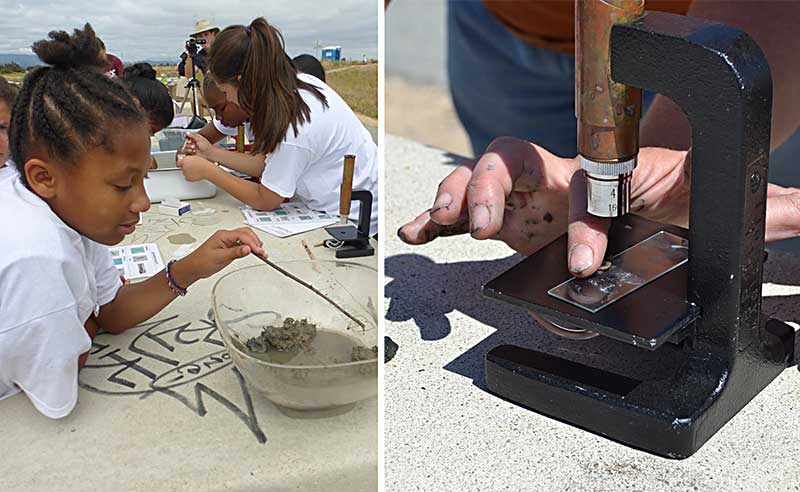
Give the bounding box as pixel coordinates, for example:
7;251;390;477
178;47;207;129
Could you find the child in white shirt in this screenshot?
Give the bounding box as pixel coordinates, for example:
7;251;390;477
177;17;378;235
0;23;265;418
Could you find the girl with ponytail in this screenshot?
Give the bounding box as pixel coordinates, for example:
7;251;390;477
178;17;378;235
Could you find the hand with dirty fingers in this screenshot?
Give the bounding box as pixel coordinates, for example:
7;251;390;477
398;137;800;277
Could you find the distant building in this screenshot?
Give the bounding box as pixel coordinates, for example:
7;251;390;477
321;46;342;61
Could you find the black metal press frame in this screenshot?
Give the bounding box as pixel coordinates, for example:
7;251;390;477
482;12;798;458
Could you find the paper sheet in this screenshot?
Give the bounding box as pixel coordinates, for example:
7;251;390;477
241;203;338;238
109;243;165;280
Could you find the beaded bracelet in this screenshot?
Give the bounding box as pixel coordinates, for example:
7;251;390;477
166;260;188;296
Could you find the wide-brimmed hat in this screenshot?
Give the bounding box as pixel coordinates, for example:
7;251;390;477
191;19;220;37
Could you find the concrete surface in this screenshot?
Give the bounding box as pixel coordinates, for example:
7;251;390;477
385;77;472;157
384;135;800;492
385;0;474;157
386;0;447;85
0;191;378;492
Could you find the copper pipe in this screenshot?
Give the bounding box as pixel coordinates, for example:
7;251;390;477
575;0;644;216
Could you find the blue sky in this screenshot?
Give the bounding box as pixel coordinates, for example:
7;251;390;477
0;0;378;62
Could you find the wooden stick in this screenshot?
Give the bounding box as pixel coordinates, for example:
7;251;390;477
237;125;245;153
251;252;365;329
340;155;356;224
302;240;319;272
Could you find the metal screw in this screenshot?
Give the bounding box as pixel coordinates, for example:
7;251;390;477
750;172;762;193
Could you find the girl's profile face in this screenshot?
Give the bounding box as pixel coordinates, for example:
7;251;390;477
205;86;247;128
0;100;10;165
218;82;249;116
28;122;153;245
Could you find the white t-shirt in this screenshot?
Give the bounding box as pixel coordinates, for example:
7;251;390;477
0;161;17;183
213;73;379;235
0;175;122;418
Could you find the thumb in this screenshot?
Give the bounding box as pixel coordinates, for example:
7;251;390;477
186;133;206;146
214;245;251;267
567;170;611;277
229;244;251;260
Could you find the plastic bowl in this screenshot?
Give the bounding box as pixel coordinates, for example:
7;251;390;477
212;261;378;418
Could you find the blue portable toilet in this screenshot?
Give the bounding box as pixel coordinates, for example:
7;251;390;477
321;46;342;61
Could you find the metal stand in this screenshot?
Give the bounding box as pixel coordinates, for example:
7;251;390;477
178;50;206;129
482;12;797;458
325;190;375;259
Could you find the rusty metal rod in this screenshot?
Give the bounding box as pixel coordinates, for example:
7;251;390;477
575;0;644;217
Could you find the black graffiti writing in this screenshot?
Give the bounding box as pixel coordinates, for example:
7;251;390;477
151;350;232;390
152;366;267;444
99;349;159;389
78;314;267;444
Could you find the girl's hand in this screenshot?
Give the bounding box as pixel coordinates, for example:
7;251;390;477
177;155;215;182
171;228;266;286
184;132;216;160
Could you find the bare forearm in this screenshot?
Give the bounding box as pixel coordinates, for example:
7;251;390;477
641;1;800;151
209;147;265;177
198;123;225;144
205;165;284;210
95;259;198;334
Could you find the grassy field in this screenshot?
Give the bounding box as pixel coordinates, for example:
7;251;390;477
320;59;375;71
157;61;377;119
2;61;379;121
1;72;25;84
153;65;178;77
325;63;378;119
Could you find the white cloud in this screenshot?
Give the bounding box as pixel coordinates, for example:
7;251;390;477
0;0;378;62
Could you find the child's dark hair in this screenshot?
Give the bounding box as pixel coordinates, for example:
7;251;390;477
209;17;328;156
122;62;174;132
292;54;326;82
0;77;18;110
9;23;146;186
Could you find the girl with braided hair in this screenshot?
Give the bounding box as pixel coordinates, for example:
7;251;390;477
177;17;378;235
0;23;266;418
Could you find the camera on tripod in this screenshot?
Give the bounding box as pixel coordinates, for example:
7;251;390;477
179;37;208;129
185;37;207;56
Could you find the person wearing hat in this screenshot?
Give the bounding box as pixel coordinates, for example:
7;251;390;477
177;19;220;77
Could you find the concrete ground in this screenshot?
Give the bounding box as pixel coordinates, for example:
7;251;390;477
385;0;472;157
383;135;800;491
0;191;378;492
385;77;471;157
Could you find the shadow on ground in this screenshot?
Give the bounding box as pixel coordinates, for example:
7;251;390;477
385;250;800;391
